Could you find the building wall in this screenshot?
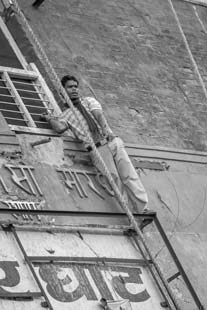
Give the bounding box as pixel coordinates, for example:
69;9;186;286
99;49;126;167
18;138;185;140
0;1;207;309
0;132;207;309
16;0;207;151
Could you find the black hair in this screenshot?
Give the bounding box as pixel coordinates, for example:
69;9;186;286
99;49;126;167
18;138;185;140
61;75;79;87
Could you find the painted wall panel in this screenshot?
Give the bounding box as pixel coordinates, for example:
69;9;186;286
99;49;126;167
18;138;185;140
0;232;39;293
16;232;142;259
0;231;164;310
0;299;42;310
0;150;207;232
36;264;163;310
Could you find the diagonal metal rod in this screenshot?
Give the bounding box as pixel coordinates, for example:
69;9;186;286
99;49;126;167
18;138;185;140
154;216;204;310
129;231;176;310
11;226;54;310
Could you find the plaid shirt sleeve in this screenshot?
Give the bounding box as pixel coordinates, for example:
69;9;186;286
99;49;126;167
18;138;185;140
84;97;102;111
83;97;114;137
57;107;92;146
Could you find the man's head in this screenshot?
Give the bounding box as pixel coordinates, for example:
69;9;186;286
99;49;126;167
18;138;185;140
61;75;79;101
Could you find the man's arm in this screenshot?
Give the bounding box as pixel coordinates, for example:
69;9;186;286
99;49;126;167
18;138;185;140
85;97;116;141
41;114;68;134
92;109;116;141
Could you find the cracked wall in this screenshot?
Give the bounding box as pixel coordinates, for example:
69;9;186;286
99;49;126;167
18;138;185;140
1;131;207;308
14;0;207;151
0;0;207;309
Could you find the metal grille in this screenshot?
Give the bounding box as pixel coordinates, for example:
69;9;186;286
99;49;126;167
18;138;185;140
0;68;56;129
0;75;27;126
11;77;51;129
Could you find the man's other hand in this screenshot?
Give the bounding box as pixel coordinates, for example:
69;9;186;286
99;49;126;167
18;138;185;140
40;113;51;122
107;134;116;142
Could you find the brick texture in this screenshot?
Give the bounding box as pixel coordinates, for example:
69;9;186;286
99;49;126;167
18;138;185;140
17;0;207;150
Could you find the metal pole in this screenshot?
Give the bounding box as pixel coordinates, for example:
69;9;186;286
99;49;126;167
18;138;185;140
7;224;130;235
129;231;175;310
11;226;54;310
154;216;204;310
30;137;51;147
0;207;148;218
28;256;151;266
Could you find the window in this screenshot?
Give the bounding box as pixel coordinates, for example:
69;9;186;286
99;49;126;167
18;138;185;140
0;65;61;131
0;16;61;133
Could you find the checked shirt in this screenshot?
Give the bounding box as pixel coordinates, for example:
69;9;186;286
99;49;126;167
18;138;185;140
57;97;107;147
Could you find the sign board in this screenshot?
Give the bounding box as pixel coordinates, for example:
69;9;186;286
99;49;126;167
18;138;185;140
0;162;125;224
0;231;164;310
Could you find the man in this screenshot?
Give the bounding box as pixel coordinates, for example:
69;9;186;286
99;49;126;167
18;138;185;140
42;75;153;229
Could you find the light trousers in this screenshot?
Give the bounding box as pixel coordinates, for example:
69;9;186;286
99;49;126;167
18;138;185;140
90;137;148;212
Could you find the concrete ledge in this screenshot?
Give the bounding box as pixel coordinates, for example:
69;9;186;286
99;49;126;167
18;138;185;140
63;137;207;164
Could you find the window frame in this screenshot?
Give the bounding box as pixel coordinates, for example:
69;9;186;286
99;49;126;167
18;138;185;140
0;16;61;135
0;64;61;133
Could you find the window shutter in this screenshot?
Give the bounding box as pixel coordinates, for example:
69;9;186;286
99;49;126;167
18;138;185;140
0;111;21;152
0;66;60;131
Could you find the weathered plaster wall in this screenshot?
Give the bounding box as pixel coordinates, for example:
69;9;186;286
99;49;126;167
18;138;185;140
2;133;206;234
0;231;165;310
0;133;207;308
16;0;207;151
1;0;207;308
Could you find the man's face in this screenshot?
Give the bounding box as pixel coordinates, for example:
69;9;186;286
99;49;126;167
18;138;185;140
65;80;79;100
